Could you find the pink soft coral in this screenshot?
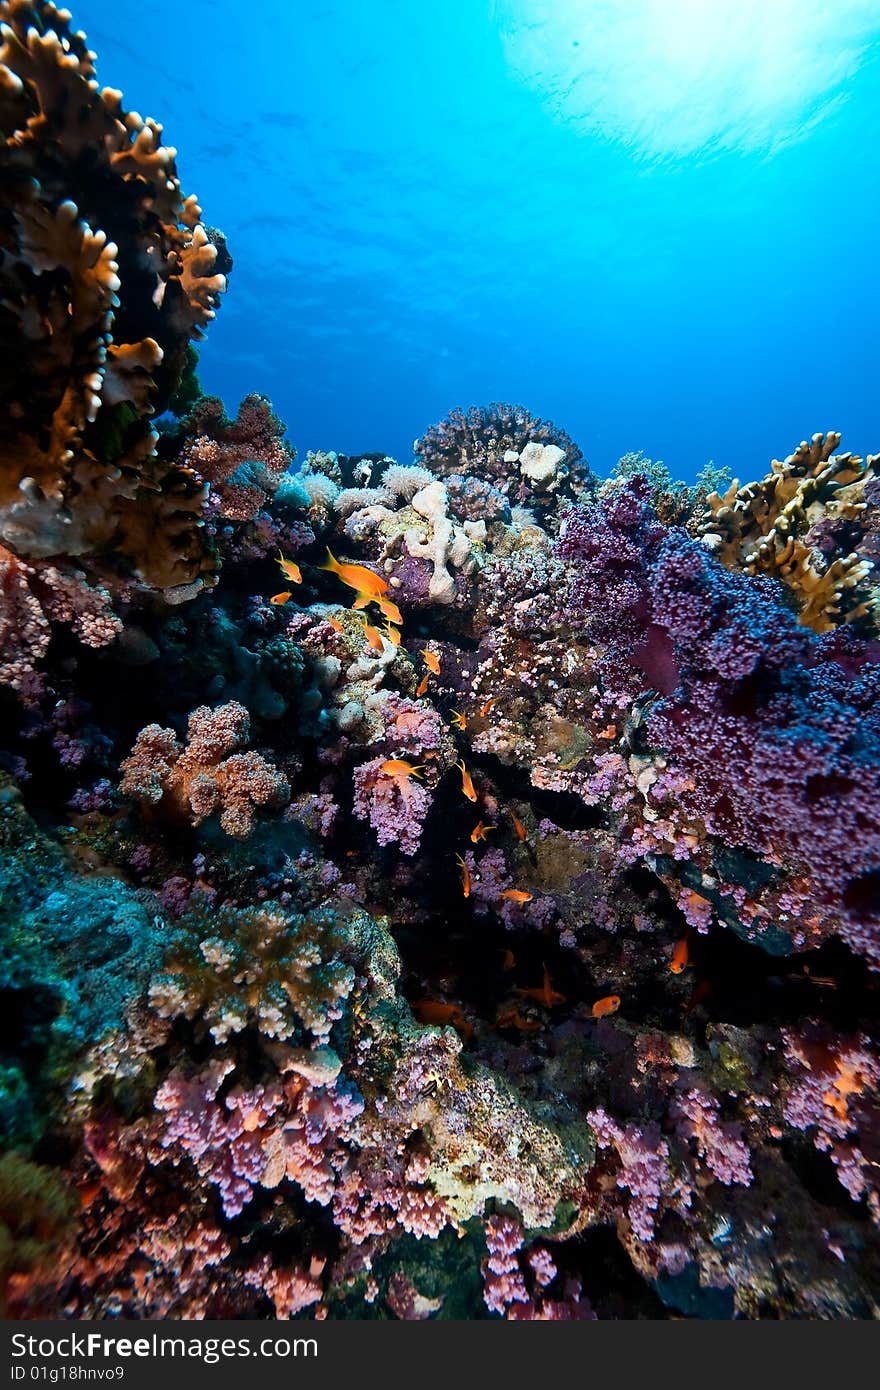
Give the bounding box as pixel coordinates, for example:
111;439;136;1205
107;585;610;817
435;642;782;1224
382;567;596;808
352;756;431;856
0;545;120;690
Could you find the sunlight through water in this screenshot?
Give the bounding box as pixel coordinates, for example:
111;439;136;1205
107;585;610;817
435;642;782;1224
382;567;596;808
494;0;880;158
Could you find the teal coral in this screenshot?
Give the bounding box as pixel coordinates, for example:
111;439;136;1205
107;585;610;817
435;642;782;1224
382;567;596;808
0;777;167;1146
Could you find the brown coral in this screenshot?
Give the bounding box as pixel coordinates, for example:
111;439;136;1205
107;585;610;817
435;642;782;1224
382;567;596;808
0;0;225;592
700;432;879;632
178;394;296;522
119;700;290;838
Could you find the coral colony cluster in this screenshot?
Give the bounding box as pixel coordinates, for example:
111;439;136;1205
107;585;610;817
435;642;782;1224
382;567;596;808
1;2;879;1322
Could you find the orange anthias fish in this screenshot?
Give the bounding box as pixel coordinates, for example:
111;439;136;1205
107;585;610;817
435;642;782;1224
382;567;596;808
383;622;402;647
591;995;621;1019
359;616;385;652
326;614;345;633
455;759;477;802
416;672;430;697
78;1178;103;1210
381;759;425;781
412;999;473;1042
669;936;690;974
500;889;533;904
495;1004;541;1033
470;819;494;843
276;551;303;584
377;595;403;625
422;648;441;675
510;811;527;842
319;548;389;599
479;698;496;717
516;967;566;1008
455;853;471;897
270;591;292;606
450;710;467;731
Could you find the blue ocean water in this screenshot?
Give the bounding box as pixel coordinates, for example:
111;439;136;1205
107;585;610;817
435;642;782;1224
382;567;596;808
77;0;879;480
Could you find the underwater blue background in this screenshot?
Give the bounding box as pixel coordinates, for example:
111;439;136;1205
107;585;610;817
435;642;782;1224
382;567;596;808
76;0;879;479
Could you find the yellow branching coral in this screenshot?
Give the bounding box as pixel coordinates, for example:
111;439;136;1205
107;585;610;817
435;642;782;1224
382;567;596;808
0;0;225;593
700;432;879;633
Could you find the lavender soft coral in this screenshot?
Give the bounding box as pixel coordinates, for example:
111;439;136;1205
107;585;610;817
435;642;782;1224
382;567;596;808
352;757;432;855
0;544;120;690
557;476;880;966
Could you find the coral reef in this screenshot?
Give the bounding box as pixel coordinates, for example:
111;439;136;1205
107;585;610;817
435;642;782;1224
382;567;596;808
1;1;879;1326
178;394;297;526
0;1153;77;1315
603;450;728;530
414;403;597;527
557;476;880;967
0;542;120;689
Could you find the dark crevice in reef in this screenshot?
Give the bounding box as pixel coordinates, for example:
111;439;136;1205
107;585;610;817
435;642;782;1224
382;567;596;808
473;751;610;832
386;828;878;1070
680;931;878;1033
780;1135;874;1218
411;623;484;653
0;983;61;1071
571;1227;670;1319
844;868;880;919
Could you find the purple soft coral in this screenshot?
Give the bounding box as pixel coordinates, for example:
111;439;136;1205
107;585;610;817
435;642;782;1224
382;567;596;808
558;478;880;963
